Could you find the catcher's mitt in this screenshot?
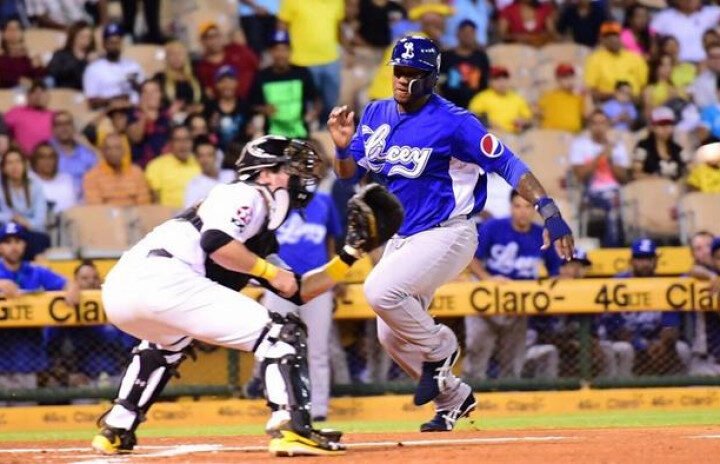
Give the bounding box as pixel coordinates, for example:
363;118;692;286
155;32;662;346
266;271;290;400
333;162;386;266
345;184;404;253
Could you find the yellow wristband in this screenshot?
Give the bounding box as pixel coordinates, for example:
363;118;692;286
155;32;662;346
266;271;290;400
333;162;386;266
250;258;279;280
325;256;351;282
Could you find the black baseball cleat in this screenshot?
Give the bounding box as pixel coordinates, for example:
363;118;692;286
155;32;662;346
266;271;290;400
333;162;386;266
91;425;137;455
414;348;461;406
420;391;477;432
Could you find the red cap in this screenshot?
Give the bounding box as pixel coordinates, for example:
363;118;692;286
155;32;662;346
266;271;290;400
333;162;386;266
600;21;622;36
490;66;510;79
555;63;575;77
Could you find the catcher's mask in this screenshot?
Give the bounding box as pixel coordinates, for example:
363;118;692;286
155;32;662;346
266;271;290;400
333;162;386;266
236;135;321;216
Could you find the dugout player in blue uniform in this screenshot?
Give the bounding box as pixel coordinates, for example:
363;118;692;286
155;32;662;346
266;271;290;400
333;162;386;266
0;222;79;392
463;190;562;381
328;35;574;431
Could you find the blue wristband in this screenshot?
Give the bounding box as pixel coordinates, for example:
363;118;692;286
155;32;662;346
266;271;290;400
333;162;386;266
535;197;571;242
335;146;351;160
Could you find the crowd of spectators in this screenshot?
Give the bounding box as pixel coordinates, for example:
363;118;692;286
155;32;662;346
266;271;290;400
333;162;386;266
0;0;718;393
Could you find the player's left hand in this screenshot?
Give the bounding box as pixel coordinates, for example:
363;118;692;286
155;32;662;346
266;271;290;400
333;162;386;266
541;225;574;260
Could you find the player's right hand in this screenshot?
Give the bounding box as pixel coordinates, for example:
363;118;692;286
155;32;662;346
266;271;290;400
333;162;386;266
0;279;20;298
270;269;298;298
327;105;355;149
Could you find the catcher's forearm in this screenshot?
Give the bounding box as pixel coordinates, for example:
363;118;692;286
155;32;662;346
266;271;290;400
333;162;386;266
299;247;360;302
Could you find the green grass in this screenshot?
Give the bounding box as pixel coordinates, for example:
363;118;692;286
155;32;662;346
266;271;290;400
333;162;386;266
2;409;719;444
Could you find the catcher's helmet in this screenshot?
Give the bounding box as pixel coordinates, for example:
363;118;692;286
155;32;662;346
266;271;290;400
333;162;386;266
388;35;440;96
236;135;321;208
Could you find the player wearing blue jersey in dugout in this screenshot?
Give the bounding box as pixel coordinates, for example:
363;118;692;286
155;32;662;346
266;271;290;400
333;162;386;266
328;35;575;432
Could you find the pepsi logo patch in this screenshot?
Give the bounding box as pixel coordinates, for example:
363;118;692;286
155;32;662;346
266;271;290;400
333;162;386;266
480;133;505;158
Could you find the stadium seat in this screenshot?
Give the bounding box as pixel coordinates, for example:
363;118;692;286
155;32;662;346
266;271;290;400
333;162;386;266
486;44;539;100
678;192;720;241
517;129;574;198
538;43;592;66
24;28;66;65
184;10;235;54
48;88;86;112
124;44;167;77
61;205;132;258
130;204;177;242
0;89;25;111
198;0;238;17
620;178;681;240
486;44;540;71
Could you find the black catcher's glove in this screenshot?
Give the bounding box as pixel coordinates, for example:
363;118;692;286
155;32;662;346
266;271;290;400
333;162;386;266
345;184;404;253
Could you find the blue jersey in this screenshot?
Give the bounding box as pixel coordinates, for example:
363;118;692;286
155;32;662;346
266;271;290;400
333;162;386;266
595;271;679;350
475;218;561;280
276;192;342;275
347;95;529;236
0;261;66;374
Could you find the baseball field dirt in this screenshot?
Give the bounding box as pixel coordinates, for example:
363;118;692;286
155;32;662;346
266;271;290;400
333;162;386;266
2;426;719;463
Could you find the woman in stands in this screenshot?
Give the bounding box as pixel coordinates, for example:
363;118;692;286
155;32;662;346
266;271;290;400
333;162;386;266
632;107;686;181
47;21;97;90
0;148;50;259
127;79;171;167
643;54;689;119
0;19;45;89
620;5;652;58
153;41;204;121
30;142;77;215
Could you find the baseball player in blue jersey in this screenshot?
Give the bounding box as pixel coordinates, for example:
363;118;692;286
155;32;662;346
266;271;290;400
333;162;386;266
328;35;574;432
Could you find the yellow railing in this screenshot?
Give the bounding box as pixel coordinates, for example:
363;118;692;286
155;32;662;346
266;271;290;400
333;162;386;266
0;277;716;328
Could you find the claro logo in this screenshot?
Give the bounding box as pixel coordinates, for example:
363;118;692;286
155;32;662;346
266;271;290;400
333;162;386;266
666;283;720;310
469;280;563;314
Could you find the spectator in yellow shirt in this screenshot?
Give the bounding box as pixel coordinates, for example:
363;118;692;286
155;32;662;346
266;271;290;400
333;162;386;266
687;143;720;193
537;63;586;133
584;21;648;101
468;66;532;133
145;125;200;208
278;0;345;121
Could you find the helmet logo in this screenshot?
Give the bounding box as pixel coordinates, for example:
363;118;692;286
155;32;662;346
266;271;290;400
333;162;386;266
401;42;415;60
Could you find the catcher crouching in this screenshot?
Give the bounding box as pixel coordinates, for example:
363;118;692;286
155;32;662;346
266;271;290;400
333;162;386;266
91;135;403;457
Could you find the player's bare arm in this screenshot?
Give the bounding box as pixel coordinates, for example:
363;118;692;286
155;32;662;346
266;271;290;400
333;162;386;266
515;171;575;260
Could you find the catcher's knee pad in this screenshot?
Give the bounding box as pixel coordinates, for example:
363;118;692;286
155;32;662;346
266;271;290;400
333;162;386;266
254;313;313;435
106;338;194;431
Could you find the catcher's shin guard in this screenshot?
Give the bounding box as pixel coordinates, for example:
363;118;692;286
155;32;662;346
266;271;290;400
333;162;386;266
97;338;193;435
254;313;344;454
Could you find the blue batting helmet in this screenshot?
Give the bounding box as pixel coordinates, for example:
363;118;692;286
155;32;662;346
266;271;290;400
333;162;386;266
388;35;440;96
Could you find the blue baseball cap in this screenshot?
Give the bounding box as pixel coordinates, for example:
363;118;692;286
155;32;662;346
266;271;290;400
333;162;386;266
711;237;720;256
631;238;657;258
269;30;290;46
103;22;124;40
214;65;237;82
458;19;478;30
0;222;27;242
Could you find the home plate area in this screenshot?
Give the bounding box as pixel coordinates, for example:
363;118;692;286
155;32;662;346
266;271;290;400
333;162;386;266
2;428;719;464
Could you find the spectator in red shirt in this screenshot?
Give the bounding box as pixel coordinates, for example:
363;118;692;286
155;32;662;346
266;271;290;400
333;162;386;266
194;22;259;100
0;19;45;89
4;81;53;156
498;0;556;47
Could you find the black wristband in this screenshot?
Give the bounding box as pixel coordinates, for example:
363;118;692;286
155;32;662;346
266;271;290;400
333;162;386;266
338;247;359;266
